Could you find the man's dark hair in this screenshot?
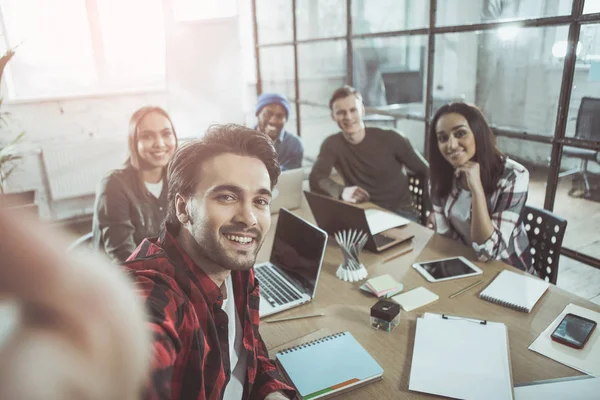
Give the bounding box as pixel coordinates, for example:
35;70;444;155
328;85;364;110
165;124;281;227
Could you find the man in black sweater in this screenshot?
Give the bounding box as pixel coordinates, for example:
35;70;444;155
309;85;429;219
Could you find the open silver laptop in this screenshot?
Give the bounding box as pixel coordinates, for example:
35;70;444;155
255;208;328;318
270;168;304;214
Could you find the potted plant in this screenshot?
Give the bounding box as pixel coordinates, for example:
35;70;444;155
0;48;25;195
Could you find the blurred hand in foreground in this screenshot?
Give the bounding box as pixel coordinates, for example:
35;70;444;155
0;211;150;400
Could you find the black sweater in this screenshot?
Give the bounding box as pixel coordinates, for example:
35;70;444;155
309;127;429;213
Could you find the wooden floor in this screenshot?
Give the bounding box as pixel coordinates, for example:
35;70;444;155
527;168;600;305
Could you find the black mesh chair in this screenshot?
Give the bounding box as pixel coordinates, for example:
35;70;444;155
559;97;600;199
523;206;567;285
407;172;431;227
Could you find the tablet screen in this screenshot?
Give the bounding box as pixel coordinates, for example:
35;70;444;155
419;258;477;280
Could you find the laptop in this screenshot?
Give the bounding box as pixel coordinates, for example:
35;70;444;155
255;208;328;318
304;191;414;253
270;168;304;214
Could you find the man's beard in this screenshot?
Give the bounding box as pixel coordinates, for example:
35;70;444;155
195;225;263;271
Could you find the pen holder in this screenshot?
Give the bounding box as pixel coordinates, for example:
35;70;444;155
334;229;368;282
370;299;400;332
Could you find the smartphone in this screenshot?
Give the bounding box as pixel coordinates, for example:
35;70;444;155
550;313;597;349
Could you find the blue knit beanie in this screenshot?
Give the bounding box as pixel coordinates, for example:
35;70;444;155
255;93;291;118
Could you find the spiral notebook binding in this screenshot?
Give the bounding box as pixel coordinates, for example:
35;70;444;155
277;332;346;355
481;294;528;313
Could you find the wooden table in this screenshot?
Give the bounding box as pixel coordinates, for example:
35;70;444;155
258;203;600;399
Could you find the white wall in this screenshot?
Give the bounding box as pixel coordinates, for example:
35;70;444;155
2;14;246;220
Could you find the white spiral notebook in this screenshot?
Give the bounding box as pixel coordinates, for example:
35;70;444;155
479;270;549;313
275;332;383;399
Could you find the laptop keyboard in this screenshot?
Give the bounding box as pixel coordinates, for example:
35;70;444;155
373;233;396;248
256;266;302;307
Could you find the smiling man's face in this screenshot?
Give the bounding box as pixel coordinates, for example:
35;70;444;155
257;103;287;140
185;153;273;270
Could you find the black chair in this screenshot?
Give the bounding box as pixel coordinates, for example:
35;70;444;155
559;97;600;199
523;205;567;285
407;172;431;227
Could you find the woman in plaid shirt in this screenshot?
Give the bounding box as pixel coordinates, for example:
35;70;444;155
428;102;533;274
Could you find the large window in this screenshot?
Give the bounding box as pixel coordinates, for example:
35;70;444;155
0;0;166;100
252;0;600;274
296;0;346;40
432;27;568;135
436;0;572;27
298;40;347;158
255;0;294;45
352;0;428;34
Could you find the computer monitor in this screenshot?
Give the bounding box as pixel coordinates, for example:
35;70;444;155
381;70;423;104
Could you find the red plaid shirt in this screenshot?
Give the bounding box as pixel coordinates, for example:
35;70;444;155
124;224;296;400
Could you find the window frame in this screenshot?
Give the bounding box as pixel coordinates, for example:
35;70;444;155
251;0;600;270
0;0;168;103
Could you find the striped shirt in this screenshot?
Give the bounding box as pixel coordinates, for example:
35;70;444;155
431;158;534;273
123;224;295;400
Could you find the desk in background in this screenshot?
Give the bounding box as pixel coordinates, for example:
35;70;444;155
258;204;600;399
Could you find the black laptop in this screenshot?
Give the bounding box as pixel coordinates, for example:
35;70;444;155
304;191;414;253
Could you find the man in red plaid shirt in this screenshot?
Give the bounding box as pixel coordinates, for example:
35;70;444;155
125;124;295;399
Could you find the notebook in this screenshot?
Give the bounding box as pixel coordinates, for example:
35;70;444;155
479;270;549;313
275;331;383;399
391;286;438;312
409;313;513;400
364;274;402;297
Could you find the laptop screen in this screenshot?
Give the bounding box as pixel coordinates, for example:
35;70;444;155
270;208;327;296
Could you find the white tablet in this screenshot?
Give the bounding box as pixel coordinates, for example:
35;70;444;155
412;256;482;283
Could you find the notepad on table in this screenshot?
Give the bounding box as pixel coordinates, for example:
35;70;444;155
275;331;383;399
409;313;513;400
365;274;403;297
359;282;404;298
479;270;549;313
391;286;438;311
364;208;410;234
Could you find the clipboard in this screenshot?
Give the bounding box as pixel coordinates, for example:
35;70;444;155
409;313;515;400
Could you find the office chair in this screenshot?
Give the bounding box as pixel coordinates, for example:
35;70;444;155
407;172;431;227
523;205;567;285
67;231;93;252
559;97;600;199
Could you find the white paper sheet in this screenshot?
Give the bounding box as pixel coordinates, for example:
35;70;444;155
409;314;513;400
528;304;600;376
515;376;600;400
364;208;410;234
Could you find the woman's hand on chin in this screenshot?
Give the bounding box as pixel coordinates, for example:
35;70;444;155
455;161;484;194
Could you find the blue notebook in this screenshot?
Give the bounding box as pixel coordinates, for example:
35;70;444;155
275;331;383;399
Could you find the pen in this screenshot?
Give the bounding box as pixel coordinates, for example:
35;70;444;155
383;247;414;263
266;313;324;323
449;280;484;299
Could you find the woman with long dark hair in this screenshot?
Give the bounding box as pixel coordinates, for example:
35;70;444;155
429;102;533;273
92;106;178;263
